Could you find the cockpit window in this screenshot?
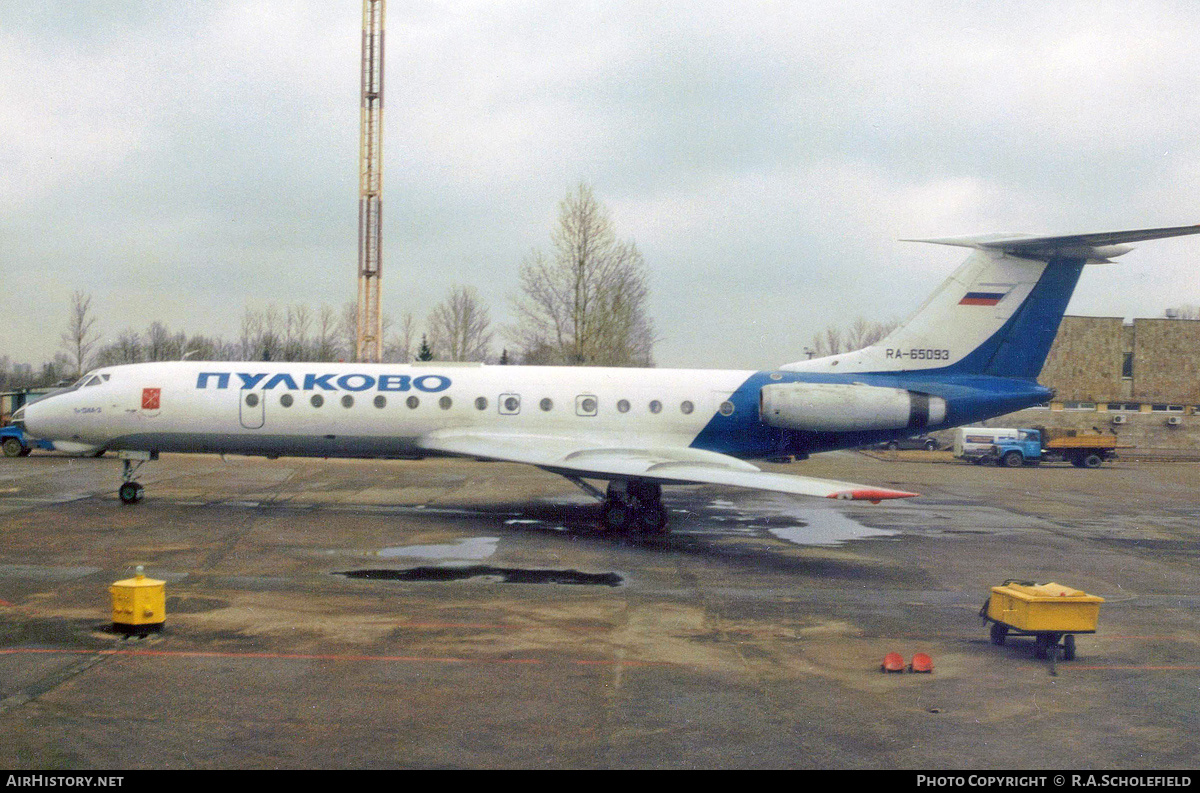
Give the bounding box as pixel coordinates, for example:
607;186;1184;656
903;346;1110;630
68;371;106;391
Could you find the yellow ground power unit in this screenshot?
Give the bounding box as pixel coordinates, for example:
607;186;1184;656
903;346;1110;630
109;566;165;634
982;580;1103;660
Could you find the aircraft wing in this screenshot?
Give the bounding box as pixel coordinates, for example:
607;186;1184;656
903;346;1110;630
416;429;918;502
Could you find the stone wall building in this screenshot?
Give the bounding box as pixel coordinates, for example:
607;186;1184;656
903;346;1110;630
967;316;1200;450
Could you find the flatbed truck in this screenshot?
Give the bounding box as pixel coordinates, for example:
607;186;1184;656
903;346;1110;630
953;426;1131;468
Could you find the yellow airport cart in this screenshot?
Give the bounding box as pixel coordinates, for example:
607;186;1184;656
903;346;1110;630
981;580;1103;661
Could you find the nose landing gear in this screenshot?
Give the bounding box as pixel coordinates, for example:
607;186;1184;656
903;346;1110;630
117;450;157;504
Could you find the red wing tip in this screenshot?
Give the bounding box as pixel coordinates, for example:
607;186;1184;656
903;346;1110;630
828;488;919;503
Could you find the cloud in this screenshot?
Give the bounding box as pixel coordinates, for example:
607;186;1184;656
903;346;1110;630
4;0;1200;370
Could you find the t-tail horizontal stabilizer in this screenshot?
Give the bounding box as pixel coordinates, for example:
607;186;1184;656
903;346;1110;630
904;223;1200;263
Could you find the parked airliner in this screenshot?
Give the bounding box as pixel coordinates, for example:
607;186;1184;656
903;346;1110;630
15;224;1200;532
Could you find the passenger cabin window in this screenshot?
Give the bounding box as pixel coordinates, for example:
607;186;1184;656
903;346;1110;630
617;399;630;413
475;397;488;411
576;395;598;416
500;394;520;415
439;396;452;410
280;394;294;407
341;395;354;408
406;396;419;409
649;400;662;414
680;400;694;414
539;398;553;412
374;395;386;408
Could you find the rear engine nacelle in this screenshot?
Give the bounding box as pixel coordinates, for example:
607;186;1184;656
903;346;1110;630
759;382;946;433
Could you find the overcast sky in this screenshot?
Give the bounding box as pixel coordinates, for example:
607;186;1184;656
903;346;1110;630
4;0;1200;371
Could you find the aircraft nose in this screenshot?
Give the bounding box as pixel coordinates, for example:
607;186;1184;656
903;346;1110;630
14;402;50;439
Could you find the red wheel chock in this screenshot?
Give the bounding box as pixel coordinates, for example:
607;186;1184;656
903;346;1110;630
909;652;934;673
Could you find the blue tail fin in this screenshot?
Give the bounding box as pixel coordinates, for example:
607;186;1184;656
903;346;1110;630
954;257;1085;379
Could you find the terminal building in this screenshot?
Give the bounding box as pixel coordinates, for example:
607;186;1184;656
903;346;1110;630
990;316;1200;450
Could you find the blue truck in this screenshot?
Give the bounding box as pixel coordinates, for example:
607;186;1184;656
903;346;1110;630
953;426;1128;468
1;425;54;457
1;388;56;457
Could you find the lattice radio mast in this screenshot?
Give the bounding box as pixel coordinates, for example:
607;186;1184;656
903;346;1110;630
356;0;385;362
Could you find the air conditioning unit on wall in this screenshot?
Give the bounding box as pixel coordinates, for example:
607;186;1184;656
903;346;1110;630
1167;415;1183;426
1111;415;1127;425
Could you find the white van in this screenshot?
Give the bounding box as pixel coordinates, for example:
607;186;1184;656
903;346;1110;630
953;427;1020;461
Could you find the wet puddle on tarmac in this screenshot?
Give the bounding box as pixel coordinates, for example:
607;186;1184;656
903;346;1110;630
378;536;499;561
700;498;898;546
340;566;623;586
352;535;623;586
765;508;898;546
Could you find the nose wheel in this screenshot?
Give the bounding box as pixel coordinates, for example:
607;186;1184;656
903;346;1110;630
119;481;145;504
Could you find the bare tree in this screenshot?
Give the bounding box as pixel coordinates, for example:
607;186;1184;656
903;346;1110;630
41;353;74;386
511;183;655;366
809;316;899;357
428;286;493;362
144;322;174;361
284;304;313;361
239;308;264;361
260;304;283;362
93;326;238;366
180;333;237;361
93;330;144;367
60;291;100;378
313;305;342;361
383;311;417;363
338;302;359;361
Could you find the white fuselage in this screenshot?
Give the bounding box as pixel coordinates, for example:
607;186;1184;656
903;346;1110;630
27;361;759;459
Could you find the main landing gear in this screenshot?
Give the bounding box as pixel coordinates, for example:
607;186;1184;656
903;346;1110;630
117;450;157;504
595;480;669;534
564;477;670;534
600;481;669;534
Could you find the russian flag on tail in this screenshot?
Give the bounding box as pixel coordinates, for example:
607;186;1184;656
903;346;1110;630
959;291;1007;306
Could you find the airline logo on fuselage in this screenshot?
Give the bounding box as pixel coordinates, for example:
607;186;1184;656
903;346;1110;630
196;372;452;393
